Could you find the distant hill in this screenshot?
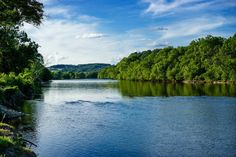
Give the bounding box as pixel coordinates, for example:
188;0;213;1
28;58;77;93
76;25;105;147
49;63;111;73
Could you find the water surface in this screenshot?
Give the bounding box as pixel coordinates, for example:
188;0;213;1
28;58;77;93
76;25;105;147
19;80;236;157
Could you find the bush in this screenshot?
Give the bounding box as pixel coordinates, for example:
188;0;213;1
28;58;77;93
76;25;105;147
0;72;34;99
0;71;43;107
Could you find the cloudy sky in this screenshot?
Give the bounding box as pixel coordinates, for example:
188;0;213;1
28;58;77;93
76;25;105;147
24;0;236;65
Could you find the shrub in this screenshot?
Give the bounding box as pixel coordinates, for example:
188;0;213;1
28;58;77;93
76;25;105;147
0;72;34;99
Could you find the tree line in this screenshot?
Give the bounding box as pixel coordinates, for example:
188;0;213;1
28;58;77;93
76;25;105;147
98;34;236;82
51;71;98;79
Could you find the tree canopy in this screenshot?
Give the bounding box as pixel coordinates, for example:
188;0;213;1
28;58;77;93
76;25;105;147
0;0;46;76
0;0;44;26
98;34;236;82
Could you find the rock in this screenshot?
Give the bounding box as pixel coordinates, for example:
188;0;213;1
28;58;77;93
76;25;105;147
0;105;24;119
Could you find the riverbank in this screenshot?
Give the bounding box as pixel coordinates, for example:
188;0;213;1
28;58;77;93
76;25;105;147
0;72;51;157
0;122;36;157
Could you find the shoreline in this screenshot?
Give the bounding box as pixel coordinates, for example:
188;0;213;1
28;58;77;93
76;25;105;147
50;78;236;84
181;80;236;84
99;78;236;84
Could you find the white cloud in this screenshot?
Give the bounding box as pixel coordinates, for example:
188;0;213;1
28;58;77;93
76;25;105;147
142;0;236;16
23;16;227;65
43;52;68;66
142;0;235;17
22;2;160;65
23;18;153;65
22;0;153;65
142;0;205;15
75;33;107;39
160;17;225;39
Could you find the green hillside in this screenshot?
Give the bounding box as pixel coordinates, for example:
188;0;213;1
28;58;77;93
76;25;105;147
50;63;111;79
49;63;111;72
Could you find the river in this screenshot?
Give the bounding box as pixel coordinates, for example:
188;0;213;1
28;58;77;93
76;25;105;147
19;79;236;157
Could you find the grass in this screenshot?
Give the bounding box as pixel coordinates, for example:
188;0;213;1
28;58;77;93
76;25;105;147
0;123;15;150
0;122;15;130
0;122;36;157
0;136;15;148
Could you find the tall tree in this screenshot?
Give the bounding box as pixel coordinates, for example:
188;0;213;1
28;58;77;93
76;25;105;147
0;0;44;74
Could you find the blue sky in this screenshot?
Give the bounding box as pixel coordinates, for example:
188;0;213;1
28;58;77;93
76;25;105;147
24;0;236;65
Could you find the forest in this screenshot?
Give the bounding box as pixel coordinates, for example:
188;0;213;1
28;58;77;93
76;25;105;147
49;63;110;72
98;34;236;82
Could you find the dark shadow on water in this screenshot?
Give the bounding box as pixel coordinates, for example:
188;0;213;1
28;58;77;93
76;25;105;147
65;100;94;104
118;81;236;97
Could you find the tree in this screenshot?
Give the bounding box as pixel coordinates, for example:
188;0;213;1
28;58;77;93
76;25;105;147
0;0;44;26
0;27;42;73
0;0;45;74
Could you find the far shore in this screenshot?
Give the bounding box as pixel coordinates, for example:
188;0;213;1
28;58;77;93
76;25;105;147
50;78;236;84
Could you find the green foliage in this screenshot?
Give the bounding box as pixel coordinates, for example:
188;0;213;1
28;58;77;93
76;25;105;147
99;34;236;82
0;0;52;108
0;129;12;136
39;67;53;82
0;27;43;74
51;71;98;80
0;72;34;98
0;0;45;75
25;62;52;82
0;86;23;107
0;136;14;149
0;123;35;157
0;0;44;26
50;63;109;80
0;123;14;130
0;68;52;107
0;0;45;155
85;72;98;78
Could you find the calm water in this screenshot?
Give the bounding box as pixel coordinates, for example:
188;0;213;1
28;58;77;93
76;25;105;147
19;80;236;157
